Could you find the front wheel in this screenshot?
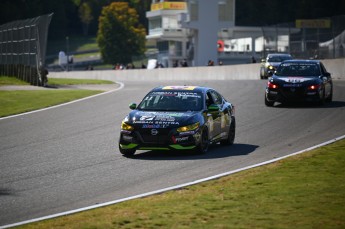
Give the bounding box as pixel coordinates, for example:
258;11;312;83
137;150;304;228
260;68;265;79
325;89;333;103
220;117;235;146
194;128;209;154
318;89;326;106
119;144;136;157
265;94;274;107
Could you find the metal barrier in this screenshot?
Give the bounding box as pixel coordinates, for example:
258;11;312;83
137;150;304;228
0;14;53;86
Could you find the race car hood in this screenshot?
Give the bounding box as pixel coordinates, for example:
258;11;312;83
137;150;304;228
126;110;200;129
272;76;320;85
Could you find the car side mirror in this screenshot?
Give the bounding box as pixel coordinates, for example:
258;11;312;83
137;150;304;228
324;72;331;77
208;104;219;111
129;103;137;110
321;76;328;82
261;59;266;63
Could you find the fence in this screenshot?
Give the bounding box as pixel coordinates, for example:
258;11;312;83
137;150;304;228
0;14;53;86
261;15;345;60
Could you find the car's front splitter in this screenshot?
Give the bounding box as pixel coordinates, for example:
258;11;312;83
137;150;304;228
119;143;196;151
266;89;321;103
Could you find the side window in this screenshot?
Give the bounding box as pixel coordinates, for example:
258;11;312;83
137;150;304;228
206;92;214;107
320;63;328;75
210;90;223;105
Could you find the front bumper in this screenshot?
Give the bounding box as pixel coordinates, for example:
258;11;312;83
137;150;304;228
266;87;322;103
119;129;202;151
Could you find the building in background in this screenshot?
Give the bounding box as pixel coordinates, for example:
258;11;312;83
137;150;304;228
146;0;297;67
146;0;189;67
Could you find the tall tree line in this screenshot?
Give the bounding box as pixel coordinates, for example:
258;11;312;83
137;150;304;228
0;0;151;40
0;0;344;39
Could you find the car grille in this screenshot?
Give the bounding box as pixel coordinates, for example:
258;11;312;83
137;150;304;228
280;87;306;99
136;129;170;144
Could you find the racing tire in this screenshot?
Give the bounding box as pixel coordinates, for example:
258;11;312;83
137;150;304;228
265;95;274;107
119;144;136;157
260;68;266;79
194;127;209;154
325;89;333;103
220;117;235;146
318;89;326;106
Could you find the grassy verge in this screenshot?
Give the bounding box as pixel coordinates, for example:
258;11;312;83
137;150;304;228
0;90;103;117
18;139;345;229
0;76;114;117
47;78;114;86
0;76;30;86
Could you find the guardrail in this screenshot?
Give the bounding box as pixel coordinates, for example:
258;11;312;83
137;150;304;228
49;58;345;81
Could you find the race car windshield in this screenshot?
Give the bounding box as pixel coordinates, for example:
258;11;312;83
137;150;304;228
267;56;292;62
137;91;203;111
275;63;321;77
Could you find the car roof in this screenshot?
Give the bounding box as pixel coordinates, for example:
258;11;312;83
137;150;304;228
151;86;211;93
281;59;321;64
267;53;292;57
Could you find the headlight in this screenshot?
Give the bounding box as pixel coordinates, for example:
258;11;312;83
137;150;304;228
177;122;200;132
121;121;134;131
268;65;274;70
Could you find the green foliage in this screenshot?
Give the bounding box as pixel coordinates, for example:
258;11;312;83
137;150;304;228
0;0;343;40
79;2;94;35
96;2;146;65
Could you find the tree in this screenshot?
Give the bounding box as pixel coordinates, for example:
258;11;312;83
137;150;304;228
79;2;94;35
96;2;146;65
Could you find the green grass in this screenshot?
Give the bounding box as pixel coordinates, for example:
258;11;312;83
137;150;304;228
46;35;149;68
0;90;102;117
0;76;114;117
47;36;99;56
18;139;345;229
0;76;30;85
47;78;114;86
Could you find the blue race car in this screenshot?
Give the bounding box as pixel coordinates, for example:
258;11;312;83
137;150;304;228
119;86;235;157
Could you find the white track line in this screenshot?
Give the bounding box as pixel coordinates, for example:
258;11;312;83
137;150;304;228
1;134;344;229
0;82;124;121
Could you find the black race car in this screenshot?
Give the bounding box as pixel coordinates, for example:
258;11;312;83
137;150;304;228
119;86;235;157
260;53;293;79
265;59;333;106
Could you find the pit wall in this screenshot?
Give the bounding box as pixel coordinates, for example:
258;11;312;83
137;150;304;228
49;58;345;81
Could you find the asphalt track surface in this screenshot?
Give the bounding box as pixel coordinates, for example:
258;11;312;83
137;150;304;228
1;79;345;226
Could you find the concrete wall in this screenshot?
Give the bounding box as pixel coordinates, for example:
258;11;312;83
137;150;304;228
49;58;345;81
321;58;345;80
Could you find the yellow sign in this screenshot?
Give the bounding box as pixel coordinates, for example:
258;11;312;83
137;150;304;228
151;2;187;11
296;19;331;28
162;86;197;90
